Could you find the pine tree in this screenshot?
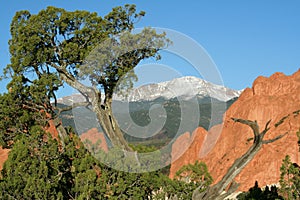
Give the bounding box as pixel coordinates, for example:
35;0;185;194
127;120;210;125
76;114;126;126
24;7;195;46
279;155;300;199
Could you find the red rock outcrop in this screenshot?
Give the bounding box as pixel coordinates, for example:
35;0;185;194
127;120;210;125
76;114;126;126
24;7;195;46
44;119;60;140
80;128;108;153
170;128;207;178
170;126;222;178
0;147;9;171
170;69;300;191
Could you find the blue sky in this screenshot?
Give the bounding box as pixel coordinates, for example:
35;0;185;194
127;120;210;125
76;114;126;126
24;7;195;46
1;0;300;96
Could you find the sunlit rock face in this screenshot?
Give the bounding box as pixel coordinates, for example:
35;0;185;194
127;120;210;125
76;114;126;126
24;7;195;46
170;69;300;191
0;147;9;171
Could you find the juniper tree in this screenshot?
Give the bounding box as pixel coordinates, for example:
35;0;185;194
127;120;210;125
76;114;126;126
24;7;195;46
5;5;170;151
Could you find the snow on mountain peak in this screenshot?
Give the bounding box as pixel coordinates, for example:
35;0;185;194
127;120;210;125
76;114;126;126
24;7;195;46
56;76;242;103
115;76;242;102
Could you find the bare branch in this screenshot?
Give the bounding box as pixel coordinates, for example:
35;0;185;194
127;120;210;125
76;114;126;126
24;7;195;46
260;119;272;137
78;90;90;103
227;181;240;195
275;115;290;128
262;132;288;144
264;119;272;131
217;181;240;200
193;111;297;199
231;118;260;137
293;109;300;116
54;102;91;116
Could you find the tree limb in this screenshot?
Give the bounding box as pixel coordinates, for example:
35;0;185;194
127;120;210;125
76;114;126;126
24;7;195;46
231;118;260;138
263;132;288;144
193;114;292;200
54;102;91;116
260;119;272;137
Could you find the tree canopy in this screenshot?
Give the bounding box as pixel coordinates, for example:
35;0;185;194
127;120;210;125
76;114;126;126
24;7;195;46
5;5;170;151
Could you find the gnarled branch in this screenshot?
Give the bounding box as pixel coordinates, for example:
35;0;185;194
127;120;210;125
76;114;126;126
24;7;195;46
54;102;91;116
263;132;288;144
192;112;295;200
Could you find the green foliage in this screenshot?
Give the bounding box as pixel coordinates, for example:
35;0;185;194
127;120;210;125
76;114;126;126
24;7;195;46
279;155;300;199
152;167;212;200
0;123;193;199
175;161;213;189
0;124;171;199
5;4;170;150
101;169;163;199
237;181;283;200
90;144;163;173
6;5;169;103
0;74;57;147
156;161;213;199
130;143;157;153
81;27;169;96
0;127;106;199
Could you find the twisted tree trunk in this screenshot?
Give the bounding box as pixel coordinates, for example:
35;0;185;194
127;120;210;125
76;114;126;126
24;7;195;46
93;97;132;151
58;70;132;152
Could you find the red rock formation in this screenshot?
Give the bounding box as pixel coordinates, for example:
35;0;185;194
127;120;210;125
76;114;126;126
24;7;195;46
170;128;207;178
0;147;9;171
44;119;59;140
170;69;300;191
80;128;108;153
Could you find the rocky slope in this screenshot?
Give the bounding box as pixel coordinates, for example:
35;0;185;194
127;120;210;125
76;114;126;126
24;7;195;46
170;70;300;191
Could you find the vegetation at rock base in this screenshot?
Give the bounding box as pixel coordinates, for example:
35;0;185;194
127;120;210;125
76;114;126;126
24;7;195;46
236;129;300;200
279;155;300;200
175;161;213;191
278;129;300;200
237;181;283;200
0;127;169;199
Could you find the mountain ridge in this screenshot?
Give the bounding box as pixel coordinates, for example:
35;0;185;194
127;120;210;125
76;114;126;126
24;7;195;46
57;76;242;104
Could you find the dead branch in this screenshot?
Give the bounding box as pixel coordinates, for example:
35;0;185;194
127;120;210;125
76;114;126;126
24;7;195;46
192;112;295;200
263;132;288;144
54;102;91;116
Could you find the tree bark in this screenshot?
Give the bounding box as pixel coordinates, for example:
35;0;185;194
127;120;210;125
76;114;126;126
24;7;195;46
93;98;132;151
54;67;132;151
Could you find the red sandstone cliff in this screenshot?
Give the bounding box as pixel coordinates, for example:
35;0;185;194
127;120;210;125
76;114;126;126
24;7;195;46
0;147;9;171
170;70;300;191
80;128;108;153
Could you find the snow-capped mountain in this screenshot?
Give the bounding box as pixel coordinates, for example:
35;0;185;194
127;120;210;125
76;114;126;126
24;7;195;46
57;76;242;104
115;76;242;102
55;76;242;135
